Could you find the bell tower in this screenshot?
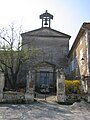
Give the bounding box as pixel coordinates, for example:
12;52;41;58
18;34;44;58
40;10;53;28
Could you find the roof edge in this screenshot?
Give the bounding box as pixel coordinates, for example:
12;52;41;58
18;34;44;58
21;27;71;38
68;22;90;57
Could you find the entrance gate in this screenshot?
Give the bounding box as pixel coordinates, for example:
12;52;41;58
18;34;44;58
35;70;56;101
25;69;66;102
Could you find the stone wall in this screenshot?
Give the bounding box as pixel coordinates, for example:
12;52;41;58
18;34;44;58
3;91;25;103
65;94;87;103
22;36;69;68
0;70;35;103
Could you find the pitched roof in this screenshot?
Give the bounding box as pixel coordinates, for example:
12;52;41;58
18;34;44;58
34;61;56;68
68;22;90;57
40;11;53;19
21;27;71;38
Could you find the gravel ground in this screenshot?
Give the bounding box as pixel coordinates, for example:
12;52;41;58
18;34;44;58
0;101;90;120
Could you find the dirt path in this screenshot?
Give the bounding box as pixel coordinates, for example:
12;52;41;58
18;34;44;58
35;92;56;103
0;101;90;120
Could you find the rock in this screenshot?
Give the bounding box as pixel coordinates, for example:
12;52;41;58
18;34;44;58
71;101;90;111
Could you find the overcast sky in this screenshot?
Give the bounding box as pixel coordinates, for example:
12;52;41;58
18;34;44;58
0;0;90;49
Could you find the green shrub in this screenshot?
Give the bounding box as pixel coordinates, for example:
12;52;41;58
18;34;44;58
65;80;80;94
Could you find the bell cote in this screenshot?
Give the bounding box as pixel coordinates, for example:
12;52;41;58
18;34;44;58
39;10;53;28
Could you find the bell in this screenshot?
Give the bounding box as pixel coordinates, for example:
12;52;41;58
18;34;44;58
44;18;48;25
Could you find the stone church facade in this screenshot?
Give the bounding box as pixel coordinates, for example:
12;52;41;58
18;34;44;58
20;10;71;92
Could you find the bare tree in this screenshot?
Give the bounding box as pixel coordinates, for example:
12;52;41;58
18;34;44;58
0;23;36;90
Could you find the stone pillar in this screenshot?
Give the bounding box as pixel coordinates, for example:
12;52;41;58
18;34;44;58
87;76;90;102
80;75;88;94
80;75;85;93
25;70;35;103
0;73;4;102
56;69;66;102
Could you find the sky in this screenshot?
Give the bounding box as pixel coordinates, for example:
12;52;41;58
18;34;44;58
0;0;90;49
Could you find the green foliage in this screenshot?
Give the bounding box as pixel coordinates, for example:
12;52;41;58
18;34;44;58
0;23;39;89
65;80;80;94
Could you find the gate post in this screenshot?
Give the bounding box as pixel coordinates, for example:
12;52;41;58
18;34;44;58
25;70;35;103
87;76;90;102
0;73;4;102
56;69;66;102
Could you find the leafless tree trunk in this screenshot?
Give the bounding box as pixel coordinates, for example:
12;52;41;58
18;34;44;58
0;23;34;90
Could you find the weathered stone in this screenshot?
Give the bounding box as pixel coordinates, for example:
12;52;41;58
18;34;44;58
20;27;70;89
0;73;4;102
56;69;66;102
87;77;90;102
3;91;25;103
88;89;90;102
25;71;34;102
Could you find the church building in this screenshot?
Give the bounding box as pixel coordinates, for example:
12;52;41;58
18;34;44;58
21;10;71;92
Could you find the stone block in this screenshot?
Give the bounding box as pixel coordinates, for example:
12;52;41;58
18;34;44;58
0;73;4;102
0;93;3;102
57;94;66;102
25;93;34;103
88;96;90;102
56;69;65;102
